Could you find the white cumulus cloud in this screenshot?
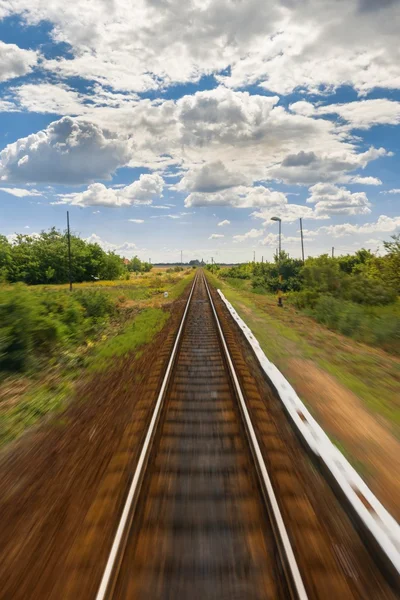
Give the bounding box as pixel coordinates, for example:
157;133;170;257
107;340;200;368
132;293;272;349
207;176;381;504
306;183;371;216
233;228;264;243
312;215;400;238
0;117;131;184
57;173;164;207
0;187;42;197
0;41;37;83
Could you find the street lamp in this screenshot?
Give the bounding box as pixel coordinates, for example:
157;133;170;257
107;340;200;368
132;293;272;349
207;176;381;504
299;217;305;263
271;216;283;307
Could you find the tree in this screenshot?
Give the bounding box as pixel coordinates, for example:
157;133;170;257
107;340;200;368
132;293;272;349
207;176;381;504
3;228;128;284
0;235;12;281
382;234;400;293
128;256;142;273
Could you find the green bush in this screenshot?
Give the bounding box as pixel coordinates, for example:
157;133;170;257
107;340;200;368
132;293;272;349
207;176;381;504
288;290;320;310
0;285;118;373
73;289;115;319
311;295;342;329
0;285;44;371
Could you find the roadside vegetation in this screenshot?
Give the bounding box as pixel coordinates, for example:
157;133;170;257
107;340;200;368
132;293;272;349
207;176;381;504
0;229;195;446
206;264;400;515
208;235;400;356
0;228;152;284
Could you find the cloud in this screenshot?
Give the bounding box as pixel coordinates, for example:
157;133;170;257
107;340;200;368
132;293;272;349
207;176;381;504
57;173;164;207
209;233;224;239
0;187;42;197
218;220;230;227
252;203;329;224
4;0;400;100
282;151;317;167
0;117;131;184
269;146;389;186
316;99;400;129
177;161;249;193
218;1;400;96
128;219;144;223
185;185;288;208
3;85;391;192
11;83;85;115
150;214;180;219
310;215;400;238
233;228;264;242
85;233;138;256
380;189;400;194
347;176;382;185
259;233;312;247
306;183;371;215
0;41;37;83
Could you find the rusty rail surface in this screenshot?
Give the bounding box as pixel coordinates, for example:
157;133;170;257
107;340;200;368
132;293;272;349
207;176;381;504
94;271;398;600
95;272;308;599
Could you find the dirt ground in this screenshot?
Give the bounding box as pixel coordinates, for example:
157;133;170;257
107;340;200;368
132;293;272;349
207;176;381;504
214;282;400;523
0;274;398;599
286;358;400;521
0;289;190;599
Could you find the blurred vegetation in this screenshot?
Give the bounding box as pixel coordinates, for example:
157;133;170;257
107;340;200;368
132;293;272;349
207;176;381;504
213;235;400;355
0;269;194;445
0;228;153;285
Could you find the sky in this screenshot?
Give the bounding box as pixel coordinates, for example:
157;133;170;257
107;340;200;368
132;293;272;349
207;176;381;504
0;0;399;263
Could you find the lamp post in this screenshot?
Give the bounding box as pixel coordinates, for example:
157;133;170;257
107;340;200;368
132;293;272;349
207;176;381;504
299;217;305;263
271;216;283;307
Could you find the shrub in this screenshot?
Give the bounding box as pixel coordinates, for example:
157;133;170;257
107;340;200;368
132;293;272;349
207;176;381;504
311;295;342;329
0;285;44;371
73;289;115;319
288;290;320;310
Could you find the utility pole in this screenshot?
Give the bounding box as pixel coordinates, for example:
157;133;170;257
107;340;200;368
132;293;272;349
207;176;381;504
253;250;255;263
299;217;305;263
67;211;72;292
181;250;183;266
262;256;264;263
271;216;282;307
332;246;335;259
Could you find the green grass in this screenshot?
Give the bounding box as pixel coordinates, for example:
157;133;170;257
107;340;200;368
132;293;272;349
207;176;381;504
90;307;169;371
0;271;194;447
0;380;73;446
206;271;400;430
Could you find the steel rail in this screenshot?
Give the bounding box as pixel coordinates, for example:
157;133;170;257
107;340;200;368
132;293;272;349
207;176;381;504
95;273;198;600
96;270;308;599
203;274;309;600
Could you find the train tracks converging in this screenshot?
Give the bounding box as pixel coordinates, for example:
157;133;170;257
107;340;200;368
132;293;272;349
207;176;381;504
93;271;398;600
95;272;307;599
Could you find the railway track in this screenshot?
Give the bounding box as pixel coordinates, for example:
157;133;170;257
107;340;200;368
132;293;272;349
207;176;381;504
92;270;398;600
95;271;308;599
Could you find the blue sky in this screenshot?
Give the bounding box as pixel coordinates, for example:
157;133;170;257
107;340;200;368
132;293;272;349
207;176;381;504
0;0;399;262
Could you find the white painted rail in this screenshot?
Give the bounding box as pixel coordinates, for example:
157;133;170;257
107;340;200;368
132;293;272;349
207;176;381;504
217;287;400;578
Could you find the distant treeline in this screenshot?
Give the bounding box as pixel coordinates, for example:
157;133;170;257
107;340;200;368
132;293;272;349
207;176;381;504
208;236;400;354
0;228;152;285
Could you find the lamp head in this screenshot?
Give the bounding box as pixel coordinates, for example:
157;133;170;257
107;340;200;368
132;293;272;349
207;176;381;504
271;216;281;222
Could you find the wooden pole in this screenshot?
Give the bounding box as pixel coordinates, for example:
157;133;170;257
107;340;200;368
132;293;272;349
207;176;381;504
67;211;72;292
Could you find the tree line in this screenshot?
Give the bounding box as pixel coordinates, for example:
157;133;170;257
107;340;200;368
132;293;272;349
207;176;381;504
208;235;400;354
0;228;152;284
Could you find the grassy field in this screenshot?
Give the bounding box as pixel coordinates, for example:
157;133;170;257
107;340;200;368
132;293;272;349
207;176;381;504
207;271;400;428
0;269;194;446
206;270;400;517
